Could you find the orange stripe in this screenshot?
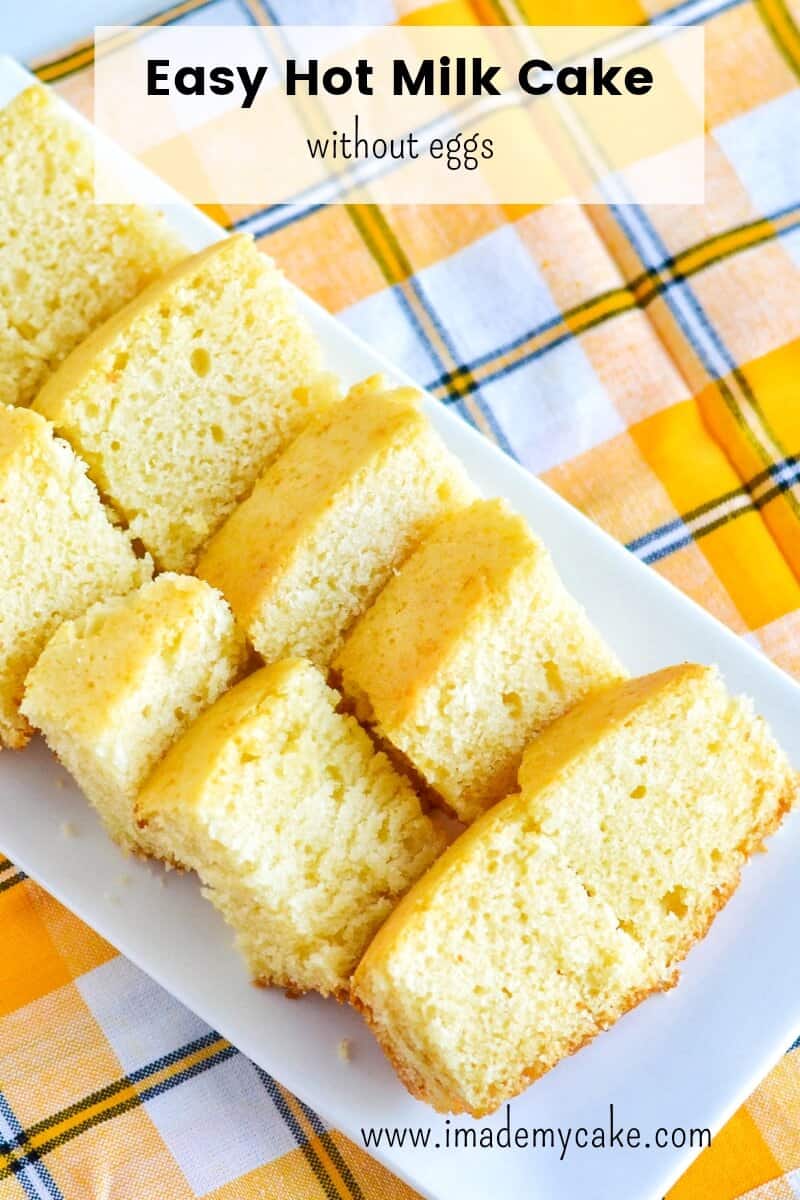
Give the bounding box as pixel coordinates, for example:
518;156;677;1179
278;1085;353;1199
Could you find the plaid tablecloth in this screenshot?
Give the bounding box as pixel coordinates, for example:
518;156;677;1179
1;0;799;1196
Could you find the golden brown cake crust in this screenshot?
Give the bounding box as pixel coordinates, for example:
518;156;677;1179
353;771;797;1117
351;668;797;1116
136;661;446;997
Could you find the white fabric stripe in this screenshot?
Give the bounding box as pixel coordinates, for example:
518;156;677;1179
78;957;297;1193
654;0;744;26
0;1104;55;1200
685;491;754;531
633;488;753;561
751;459;800;500
611;206;796;474
735;1165;800;1199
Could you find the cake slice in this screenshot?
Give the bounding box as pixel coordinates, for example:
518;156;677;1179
196;375;476;666
0;86;186;408
352;665;796;1116
22;575;249;852
0;403;150;749
136;660;446;996
334;497;624;822
515;663;796;969
33;233;323;571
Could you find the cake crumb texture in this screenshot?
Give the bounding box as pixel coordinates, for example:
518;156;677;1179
337;1038;354;1062
33;233;324;571
352;665;797;1116
22;573;249;851
197;374;477;666
0;86;186;408
136;659;446;996
0;403;150;749
335;497;625;822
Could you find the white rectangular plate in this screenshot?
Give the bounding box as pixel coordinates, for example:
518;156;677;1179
1;56;799;1200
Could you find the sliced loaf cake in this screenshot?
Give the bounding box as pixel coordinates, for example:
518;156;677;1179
22;574;249;851
335;497;624;822
136;660;446;996
196;376;476;666
0;403;150;748
0;85;185;407
352;665;796;1115
33;234;323;571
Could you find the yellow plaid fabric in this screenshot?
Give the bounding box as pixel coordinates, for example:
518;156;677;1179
1;0;798;1196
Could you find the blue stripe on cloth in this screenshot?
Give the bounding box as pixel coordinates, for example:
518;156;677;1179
296;1097;367;1200
626;457;800;563
128;1029;223;1085
0;1089;63;1200
627;518;694;564
235;0;260;25
402;275;518;455
768;458;800;493
652;0;747;25
143;0;220;29
137;1046;238;1103
253;1065;309;1149
423;202;799;402
253;1065;346;1200
244;0;516;454
126;1029;239;1104
424;310;567;394
608;202;740;382
232;203;326;238
0;1032;235;1159
228;198;800;420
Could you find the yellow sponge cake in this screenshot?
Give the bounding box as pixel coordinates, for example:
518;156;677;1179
33;234;323;571
334;497;624;822
196;376;476;666
22;575;249;852
0;403;150;749
0;86;186;408
136;660;446;996
352;665;796;1116
516;663;796;969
